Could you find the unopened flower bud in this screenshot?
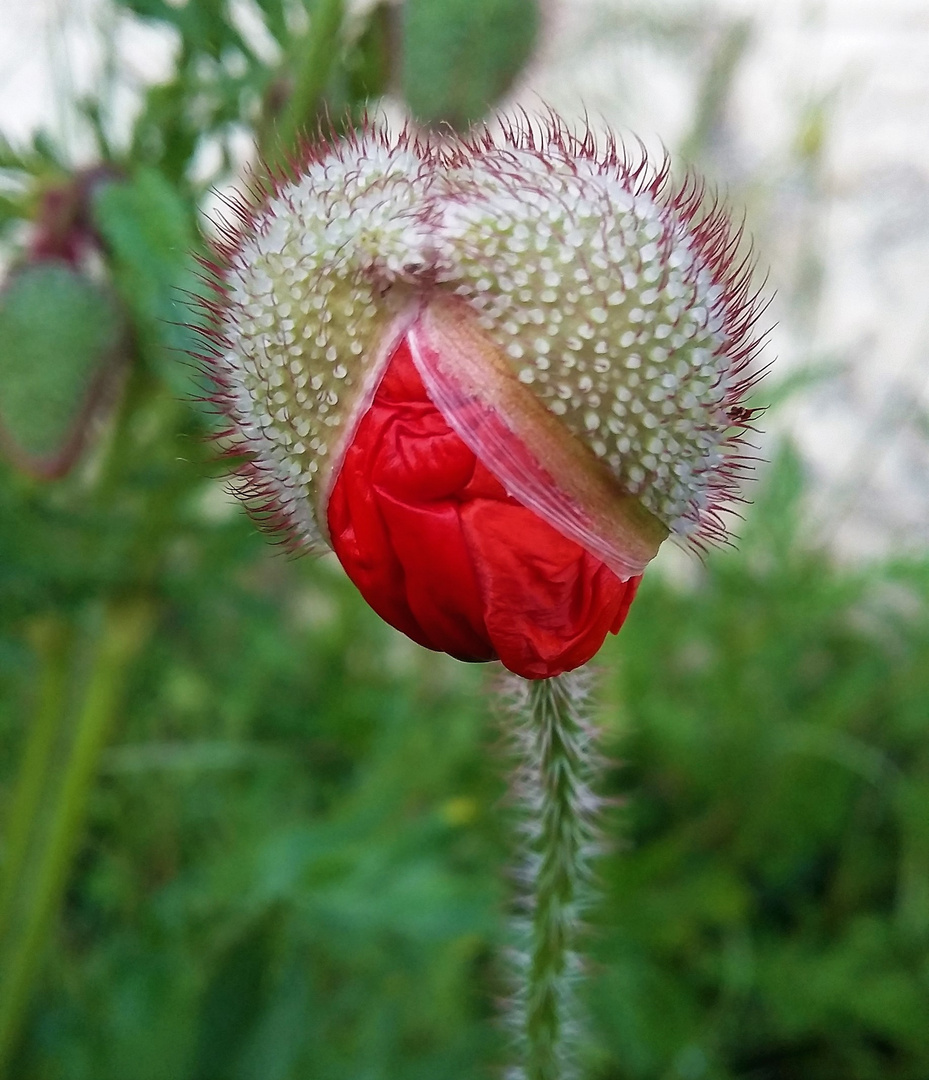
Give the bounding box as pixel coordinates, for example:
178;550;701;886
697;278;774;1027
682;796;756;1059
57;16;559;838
200;117;766;678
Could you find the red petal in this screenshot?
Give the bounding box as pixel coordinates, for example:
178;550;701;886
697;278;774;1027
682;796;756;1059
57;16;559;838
407;298;667;580
326;337;641;679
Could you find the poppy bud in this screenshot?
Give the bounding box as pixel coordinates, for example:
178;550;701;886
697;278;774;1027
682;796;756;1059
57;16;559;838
201;118;764;678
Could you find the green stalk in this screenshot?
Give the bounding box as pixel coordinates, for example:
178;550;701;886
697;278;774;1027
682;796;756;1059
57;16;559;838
261;0;346;170
0;619;73;933
501;670;601;1080
0;599;151;1076
0;327;193;1073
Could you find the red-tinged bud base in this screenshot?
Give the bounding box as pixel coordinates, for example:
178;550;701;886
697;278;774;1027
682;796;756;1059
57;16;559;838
327;338;641;679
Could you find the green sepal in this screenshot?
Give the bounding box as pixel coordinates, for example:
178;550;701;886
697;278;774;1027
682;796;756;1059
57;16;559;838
0;262;125;476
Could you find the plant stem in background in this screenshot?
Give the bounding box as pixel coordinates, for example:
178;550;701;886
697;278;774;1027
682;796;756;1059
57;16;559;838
0;599;151;1077
501;670;602;1080
260;0;345;170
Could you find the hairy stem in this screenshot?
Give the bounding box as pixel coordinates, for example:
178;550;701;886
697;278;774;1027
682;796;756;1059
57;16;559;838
501;669;602;1080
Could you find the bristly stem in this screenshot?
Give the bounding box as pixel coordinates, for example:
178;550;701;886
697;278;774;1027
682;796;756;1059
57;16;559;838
500;669;602;1080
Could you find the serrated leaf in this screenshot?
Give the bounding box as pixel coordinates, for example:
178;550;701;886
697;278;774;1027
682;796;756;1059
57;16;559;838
400;0;540;130
91;169;208;402
0;262;125;476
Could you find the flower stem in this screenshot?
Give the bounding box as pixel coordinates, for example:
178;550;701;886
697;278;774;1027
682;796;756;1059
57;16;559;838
260;0;345;170
501;669;601;1080
0;599;151;1076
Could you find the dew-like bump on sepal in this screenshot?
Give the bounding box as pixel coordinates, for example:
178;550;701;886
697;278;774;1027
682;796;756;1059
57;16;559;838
198;114;766;557
199;126;438;550
434;116;767;547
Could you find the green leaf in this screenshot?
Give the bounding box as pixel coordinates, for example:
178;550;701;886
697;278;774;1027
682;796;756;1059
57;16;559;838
0;262;125;474
91;169;207;402
115;0;247;59
251;0;289;44
400;0;540;130
0;132;41;173
344;2;393;105
191;912;282;1080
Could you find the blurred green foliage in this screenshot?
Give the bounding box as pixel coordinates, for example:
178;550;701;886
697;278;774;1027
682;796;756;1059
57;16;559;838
1;1;928;1078
5;440;929;1079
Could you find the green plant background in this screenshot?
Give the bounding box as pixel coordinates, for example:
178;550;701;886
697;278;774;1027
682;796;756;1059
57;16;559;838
2;1;928;1078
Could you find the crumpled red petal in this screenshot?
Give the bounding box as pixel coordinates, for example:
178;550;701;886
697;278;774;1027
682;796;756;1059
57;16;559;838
326;337;641;679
